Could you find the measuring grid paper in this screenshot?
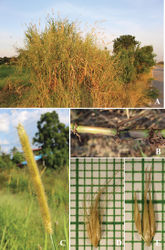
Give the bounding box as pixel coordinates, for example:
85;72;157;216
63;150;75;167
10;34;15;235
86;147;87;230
125;158;165;250
70;158;124;249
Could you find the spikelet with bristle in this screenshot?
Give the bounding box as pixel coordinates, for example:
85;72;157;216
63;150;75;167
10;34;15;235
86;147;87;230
134;192;142;236
149;190;156;239
17;123;53;235
85;172;120;248
134;169;156;246
143;192;151;246
143;170;152;246
85;186;104;248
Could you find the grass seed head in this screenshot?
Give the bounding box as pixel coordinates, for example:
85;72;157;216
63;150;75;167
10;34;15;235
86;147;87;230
17;123;53;235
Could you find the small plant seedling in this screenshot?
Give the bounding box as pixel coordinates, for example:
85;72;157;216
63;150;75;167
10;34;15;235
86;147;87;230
134;168;156;246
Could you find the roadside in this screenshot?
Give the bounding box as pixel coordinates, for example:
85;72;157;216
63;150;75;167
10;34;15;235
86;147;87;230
151;65;164;107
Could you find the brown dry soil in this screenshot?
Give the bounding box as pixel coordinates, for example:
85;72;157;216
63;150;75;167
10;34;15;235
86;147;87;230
71;109;165;157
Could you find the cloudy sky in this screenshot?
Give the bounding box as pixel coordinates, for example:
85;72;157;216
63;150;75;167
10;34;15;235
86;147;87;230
0;109;69;153
0;0;163;61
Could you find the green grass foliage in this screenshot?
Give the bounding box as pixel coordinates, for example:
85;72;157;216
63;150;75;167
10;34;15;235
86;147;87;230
0;65;30;106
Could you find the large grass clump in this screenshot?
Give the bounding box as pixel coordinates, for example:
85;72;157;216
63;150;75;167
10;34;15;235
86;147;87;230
0;16;157;107
16;17;120;107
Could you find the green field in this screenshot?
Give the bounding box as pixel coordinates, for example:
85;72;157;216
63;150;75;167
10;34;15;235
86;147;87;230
0;65;30;89
0;165;69;250
0;64;31;107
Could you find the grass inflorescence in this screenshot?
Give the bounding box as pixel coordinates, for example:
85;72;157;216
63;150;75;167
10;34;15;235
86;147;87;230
17;124;53;236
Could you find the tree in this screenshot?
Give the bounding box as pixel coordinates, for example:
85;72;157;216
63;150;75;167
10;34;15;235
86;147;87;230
10;146;18;155
113;35;139;54
11;147;24;164
134;45;156;74
33;111;69;169
0;152;13;169
113;48;136;84
113;35;156;84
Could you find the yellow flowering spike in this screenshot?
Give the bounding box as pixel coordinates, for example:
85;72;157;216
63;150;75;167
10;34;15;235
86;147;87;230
17;123;53;235
134;192;142;236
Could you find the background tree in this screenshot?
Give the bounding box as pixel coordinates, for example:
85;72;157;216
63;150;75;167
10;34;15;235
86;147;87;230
0;152;13;169
11;147;24;164
113;35;156;84
134;45;156;74
33;111;69;169
113;49;136;84
113;35;139;54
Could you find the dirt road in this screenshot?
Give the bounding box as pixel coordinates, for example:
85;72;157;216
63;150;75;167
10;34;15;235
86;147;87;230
151;65;164;107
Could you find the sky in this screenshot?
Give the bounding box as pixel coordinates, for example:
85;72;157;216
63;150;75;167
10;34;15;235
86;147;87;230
0;109;69;153
0;0;163;61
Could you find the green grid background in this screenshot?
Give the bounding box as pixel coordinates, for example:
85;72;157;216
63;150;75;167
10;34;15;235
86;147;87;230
70;158;124;250
125;158;165;250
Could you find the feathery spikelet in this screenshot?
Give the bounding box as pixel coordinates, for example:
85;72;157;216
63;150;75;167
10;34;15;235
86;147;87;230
85;186;103;248
84;172;121;248
17;123;53;235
